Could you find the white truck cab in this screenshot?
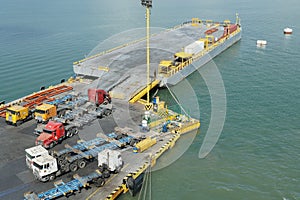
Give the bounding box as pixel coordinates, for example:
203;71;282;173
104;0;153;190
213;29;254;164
32;154;58;182
98;149;123;172
25;145;48;169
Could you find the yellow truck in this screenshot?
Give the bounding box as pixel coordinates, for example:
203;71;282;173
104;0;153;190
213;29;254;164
34;104;57;123
6;105;33;126
34;103;69;123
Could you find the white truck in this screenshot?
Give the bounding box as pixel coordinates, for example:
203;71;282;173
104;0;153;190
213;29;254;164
25;145;49;169
30;142;121;182
98;149;123;173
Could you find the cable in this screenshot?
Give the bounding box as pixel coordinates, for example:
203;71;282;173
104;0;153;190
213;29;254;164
163;80;190;118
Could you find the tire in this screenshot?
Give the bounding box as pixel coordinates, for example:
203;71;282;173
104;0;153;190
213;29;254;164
104;109;111;116
98;166;104;173
67;127;78;138
78;160;86;169
58;110;66;117
94;178;105;187
49;174;55;181
129;139;136;146
67;131;73;138
116;135;122;140
57;157;65;165
60;164;69;172
49;142;54;149
103;170;110;178
16;121;21;126
70;163;78;172
58;137;63;144
42;176;50;182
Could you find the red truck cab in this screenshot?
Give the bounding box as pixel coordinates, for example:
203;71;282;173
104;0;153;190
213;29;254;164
88;89;111;106
35;121;65;149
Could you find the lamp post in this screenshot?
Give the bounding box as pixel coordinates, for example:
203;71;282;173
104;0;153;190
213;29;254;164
141;0;152;108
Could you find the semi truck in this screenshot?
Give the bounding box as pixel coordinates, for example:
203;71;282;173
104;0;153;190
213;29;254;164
31;141;119;182
24;150;123;200
25;145;49;169
34;103;71;123
88;88;111;106
98;149;123;173
5;105;34;126
35;120;79;149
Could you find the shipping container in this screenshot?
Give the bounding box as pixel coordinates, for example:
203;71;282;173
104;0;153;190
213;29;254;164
184;41;204;55
223;24;238;36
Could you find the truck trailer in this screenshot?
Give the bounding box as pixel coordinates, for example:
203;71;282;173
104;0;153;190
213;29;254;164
31;141;118;182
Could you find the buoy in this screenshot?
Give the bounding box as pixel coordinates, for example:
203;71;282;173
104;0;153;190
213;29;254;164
256;40;267;46
284;27;293;34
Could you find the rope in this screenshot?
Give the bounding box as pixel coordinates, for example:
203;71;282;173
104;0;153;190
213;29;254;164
163;80;191;118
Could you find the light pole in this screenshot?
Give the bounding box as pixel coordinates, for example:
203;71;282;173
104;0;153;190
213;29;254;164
141;0;152;109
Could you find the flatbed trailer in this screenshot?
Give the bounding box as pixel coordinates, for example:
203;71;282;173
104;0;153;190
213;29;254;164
24;170;103;200
51;137;107;158
0;85;73;118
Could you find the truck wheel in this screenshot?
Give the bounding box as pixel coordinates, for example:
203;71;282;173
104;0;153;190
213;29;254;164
43;176;50;182
57;157;65;165
98;166;104;173
105;109;111;116
78;160;86;169
60;164;69;172
103;170;110;178
70;163;78;172
16;121;21;126
49;174;56;181
95;178;105;187
129;139;136;146
49;142;54;149
67;127;78;138
67;131;73;138
116;135;122;140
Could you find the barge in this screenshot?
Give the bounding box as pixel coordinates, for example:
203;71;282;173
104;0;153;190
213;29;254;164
0;14;241;200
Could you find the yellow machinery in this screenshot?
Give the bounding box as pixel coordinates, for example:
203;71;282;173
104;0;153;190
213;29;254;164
34;103;57;123
174;52;193;69
133;137;157;153
224;20;231;26
98;66;110;72
206;35;215;44
158;60;173;75
199;35;215;49
192;18;202;26
199;38;208;48
206;19;213;27
6;105;31;126
158;52;192;77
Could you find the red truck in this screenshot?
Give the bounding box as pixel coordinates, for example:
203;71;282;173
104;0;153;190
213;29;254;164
88;89;111;106
35;121;78;149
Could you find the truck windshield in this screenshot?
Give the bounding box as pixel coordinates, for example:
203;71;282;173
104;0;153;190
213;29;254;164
43;129;53;134
6;109;16;115
26;152;34;160
35;109;46;114
33;162;43;170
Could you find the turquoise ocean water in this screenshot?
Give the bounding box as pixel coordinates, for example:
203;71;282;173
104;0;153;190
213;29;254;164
1;0;299;199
